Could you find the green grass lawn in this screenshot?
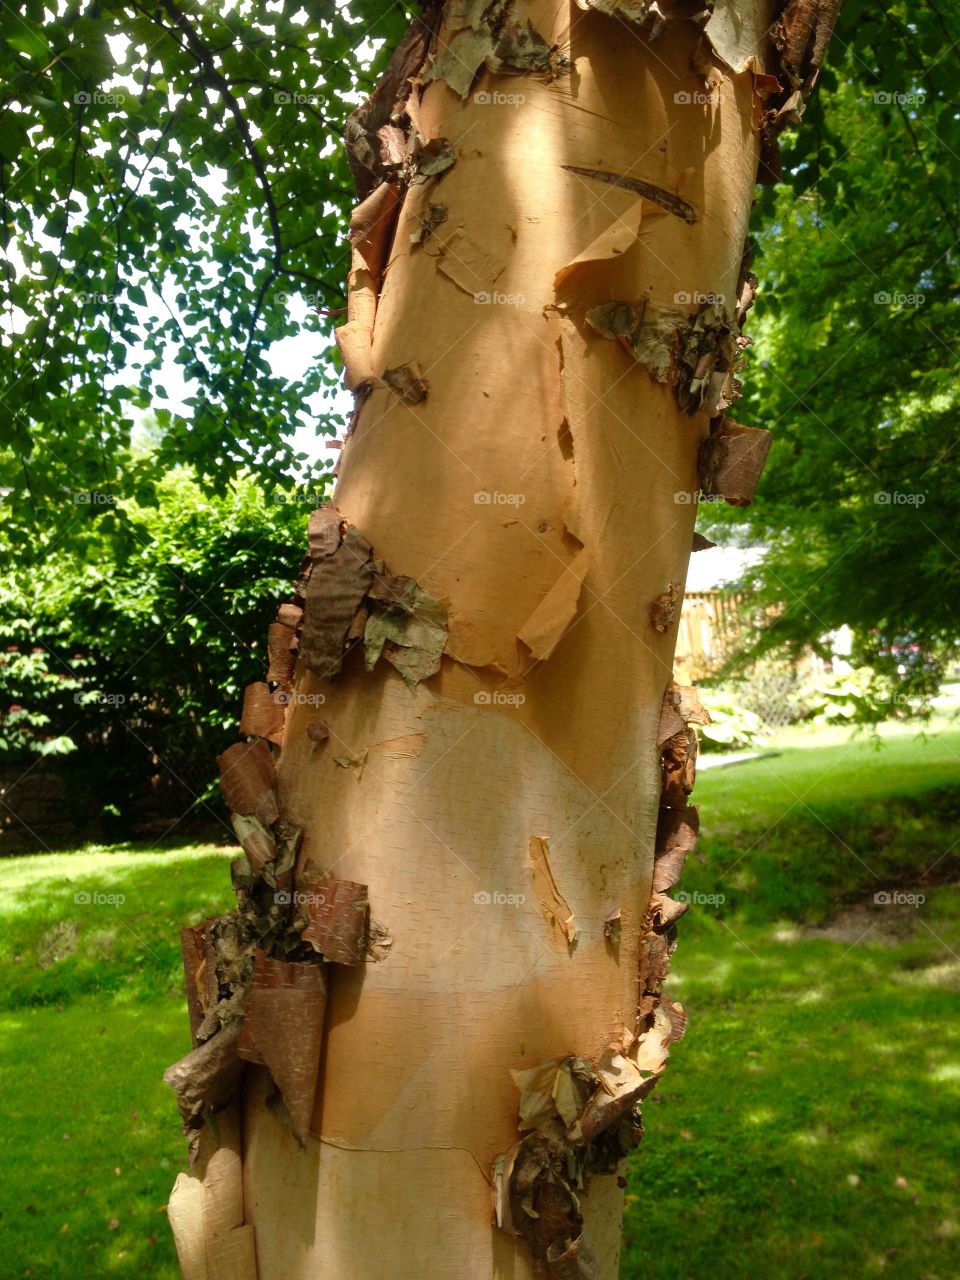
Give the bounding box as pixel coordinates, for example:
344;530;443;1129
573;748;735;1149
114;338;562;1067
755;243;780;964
1;719;958;1278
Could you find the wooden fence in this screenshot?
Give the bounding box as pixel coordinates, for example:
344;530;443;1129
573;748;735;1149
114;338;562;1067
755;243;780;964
674;590;746;683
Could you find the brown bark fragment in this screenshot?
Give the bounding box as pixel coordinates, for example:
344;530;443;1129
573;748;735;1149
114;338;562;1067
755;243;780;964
266;623;297;686
164;1021;243;1131
180;920;220;1045
698;421;772;506
657;684;686;745
307;505;343;561
638;931;672;995
382;362;429;404
655;804;700;855
350;181;402;283
547;1232;602;1280
276;603;302;629
230;813;276;877
299;526;374;680
300;878;370;965
217;739;278;827
239;682;285;746
692;531;716;552
236;951;327;1144
561;164;697;224
661;726;698;807
650;581;681;633
651;893;689;930
661;997;688;1043
306;720;330;745
343;1;440;197
673;682;711;727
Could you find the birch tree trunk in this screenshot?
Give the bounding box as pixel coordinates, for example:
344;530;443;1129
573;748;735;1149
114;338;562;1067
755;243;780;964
164;3;839;1277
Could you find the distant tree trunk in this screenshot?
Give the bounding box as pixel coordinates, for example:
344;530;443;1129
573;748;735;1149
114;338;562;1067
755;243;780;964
164;2;838;1277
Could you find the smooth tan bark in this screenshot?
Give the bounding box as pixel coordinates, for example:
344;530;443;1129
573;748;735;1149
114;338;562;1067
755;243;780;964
165;0;838;1275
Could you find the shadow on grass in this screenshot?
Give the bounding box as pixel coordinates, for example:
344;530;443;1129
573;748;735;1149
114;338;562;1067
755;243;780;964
623;913;960;1279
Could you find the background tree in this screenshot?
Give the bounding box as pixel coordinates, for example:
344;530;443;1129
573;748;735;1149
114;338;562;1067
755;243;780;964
704;1;960;677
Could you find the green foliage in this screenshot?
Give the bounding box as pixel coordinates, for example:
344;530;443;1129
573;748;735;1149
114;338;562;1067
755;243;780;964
800;666;901;726
703;0;960;656
0;470;311;825
698;693;766;751
0;0;406;545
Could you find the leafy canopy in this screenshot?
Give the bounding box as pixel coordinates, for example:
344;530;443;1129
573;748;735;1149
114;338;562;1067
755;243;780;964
707;0;960;659
1;0;408;544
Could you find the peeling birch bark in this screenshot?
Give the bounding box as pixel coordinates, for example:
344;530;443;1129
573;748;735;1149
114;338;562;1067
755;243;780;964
167;1;838;1276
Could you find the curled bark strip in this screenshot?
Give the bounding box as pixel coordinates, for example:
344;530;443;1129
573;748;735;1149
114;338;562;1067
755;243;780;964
300;525;374;680
349;181;402;283
308;505;343;561
276;602;302;629
692;530;716;552
661;726;698;807
661;996;688;1042
181;920;220;1046
547;1233;602;1280
698;421;773;507
217;739;279;827
657;685;687;746
651;892;689;929
300;878;370;965
239;682;285;746
230;813;276;877
655;805;700;856
662;680;710;728
236;951;328;1145
164;1022;244;1132
561;164;697;224
266;622;297;686
344;0;442;197
638;930;672;996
